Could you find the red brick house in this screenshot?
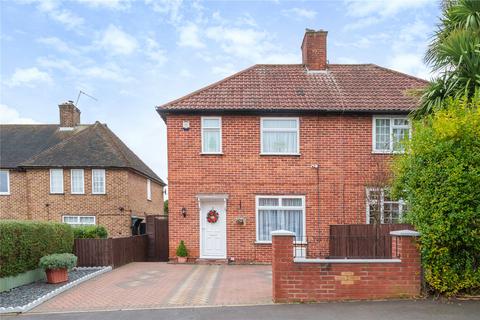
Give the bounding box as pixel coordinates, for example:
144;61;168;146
157;29;427;263
0;101;165;236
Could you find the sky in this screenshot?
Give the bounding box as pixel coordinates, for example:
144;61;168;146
0;0;442;184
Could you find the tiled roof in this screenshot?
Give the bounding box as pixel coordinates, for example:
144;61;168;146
157;64;428;114
0;123;165;185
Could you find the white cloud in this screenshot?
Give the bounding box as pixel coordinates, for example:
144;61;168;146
177;23;204;48
35;0;85;30
283;8;317;19
388;53;430;80
179;68;193;78
212;64;237;77
146;0;183;25
36;37;78;54
145;37;168;66
0;104;39;124
5;67;53;87
98;24;138;55
76;0;131;10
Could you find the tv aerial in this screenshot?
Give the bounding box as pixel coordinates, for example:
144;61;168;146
75;90;98;107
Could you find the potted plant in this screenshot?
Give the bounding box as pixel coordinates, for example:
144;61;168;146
39;253;78;284
176;240;188;263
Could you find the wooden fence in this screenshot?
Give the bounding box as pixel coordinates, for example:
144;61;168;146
74;235;148;268
329;224;414;258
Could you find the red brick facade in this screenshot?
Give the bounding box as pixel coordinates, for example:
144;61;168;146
167;113;394;262
272;231;421;302
0;168;164;237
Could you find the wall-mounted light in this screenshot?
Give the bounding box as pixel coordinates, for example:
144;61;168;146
181;207;187;218
182;121;190;131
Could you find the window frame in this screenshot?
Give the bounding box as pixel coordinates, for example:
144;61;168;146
201;116;223;154
255;195;306;244
147;178;152;201
0;170;10;195
62;215;96;226
260;117;300;155
365;187;407;224
372;115;411;154
91;169;106;195
49;168;64;194
70;169;85;194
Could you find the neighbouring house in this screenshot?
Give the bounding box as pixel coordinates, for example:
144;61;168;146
156;29;428;263
0;101;165;236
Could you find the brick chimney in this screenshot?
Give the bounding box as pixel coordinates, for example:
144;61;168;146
59;101;81;127
301;29;328;71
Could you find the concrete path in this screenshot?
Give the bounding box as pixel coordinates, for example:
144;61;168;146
31;262;272;313
12;300;480;320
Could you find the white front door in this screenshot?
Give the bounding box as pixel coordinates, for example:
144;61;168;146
200;199;227;259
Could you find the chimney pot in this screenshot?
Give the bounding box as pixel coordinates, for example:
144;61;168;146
301;29;328;71
59;101;81;127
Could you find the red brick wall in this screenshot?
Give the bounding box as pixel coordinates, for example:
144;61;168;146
0;168;164;237
166;113;393;262
272;233;421;302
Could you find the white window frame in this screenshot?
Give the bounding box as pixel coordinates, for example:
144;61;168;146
62;215;96;226
147;178;152;201
365;188;407;224
70;169;85;194
91;169;106;195
260;117;300;155
255;195;306;244
49;169;64;194
0;170;10;195
201;116;222;154
372;115;411;154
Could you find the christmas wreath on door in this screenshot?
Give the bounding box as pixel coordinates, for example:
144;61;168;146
207;209;219;223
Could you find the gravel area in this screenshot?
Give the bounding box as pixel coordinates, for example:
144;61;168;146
0;268;103;308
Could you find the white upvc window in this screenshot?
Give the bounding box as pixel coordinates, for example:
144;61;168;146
70;169;84;194
201;117;222;154
0;170;10;195
372;115;411;153
366;188;407;224
147;178;152;201
92;169;106;194
50;169;64;194
261;118;300;155
256;195;306;243
62;215;96;226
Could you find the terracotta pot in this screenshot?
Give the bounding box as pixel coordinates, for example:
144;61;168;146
177;257;188;264
46;268;68;284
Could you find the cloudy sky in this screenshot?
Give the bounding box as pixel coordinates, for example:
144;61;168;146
1;0;441;183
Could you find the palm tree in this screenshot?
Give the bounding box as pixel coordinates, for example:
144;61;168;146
414;0;480;118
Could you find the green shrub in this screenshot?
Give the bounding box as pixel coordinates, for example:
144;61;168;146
393;96;480;295
176;240;188;257
0;220;74;278
39;253;77;270
73;225;108;239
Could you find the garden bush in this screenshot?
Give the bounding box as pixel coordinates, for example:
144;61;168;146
73;225;108;239
0;220;74;278
39;253;77;270
393;96;480;295
176;240;188;257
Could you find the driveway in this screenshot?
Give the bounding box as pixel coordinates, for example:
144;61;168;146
31;263;272;313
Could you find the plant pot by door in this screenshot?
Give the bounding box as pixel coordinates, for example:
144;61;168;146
46;268;68;284
177;257;187;264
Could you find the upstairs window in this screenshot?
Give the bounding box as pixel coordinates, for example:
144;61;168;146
70;169;84;194
261;118;299;155
256;196;305;242
373;116;411;153
201;117;222;154
50;169;64;194
147;179;152;201
92;169;106;194
62;215;96;226
366;188;407;224
0;170;10;195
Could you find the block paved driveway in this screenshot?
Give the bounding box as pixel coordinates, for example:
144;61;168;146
31;263;272;313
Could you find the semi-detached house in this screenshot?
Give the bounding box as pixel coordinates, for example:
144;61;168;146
157;29;428;263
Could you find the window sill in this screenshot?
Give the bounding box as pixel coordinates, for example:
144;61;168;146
254;241;307;245
259;153;301;156
0;193;10;196
372;150;405;155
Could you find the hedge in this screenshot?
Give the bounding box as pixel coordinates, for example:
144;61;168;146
73;225;108;239
0;220;74;278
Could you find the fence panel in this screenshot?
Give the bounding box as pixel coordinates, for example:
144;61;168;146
329;224;414;258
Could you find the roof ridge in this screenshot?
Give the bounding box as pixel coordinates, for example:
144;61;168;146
156;64;258;111
19;125;93;166
369;64;430;84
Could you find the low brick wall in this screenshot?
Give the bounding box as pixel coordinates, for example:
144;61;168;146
272;230;421;302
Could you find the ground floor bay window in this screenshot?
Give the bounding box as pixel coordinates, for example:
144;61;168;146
256;195;305;242
366;188;407;224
